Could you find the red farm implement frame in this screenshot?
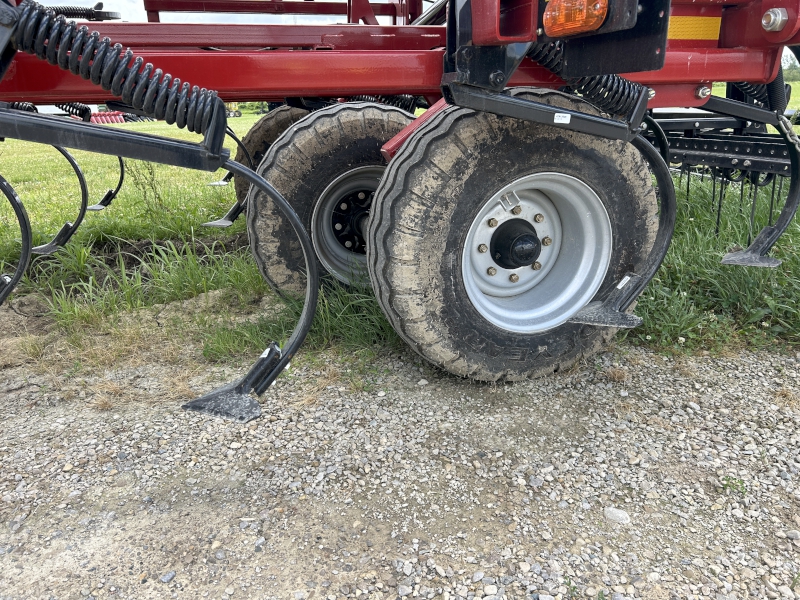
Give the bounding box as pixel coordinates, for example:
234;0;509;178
0;0;797;421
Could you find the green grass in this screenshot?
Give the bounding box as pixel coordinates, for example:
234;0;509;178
201;279;400;361
0;114;259;261
1;112;799;362
628;170;800;350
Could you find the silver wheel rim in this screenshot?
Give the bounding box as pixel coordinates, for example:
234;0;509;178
461;172;613;333
311;165;384;285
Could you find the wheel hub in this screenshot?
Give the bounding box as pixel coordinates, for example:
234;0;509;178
461;172;612;333
330;189;373;254
311;165;385;284
490;218;542;269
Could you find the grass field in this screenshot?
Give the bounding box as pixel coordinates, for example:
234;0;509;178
1;110;799;367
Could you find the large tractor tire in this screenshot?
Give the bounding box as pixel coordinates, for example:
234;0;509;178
247;102;414;295
367;89;658;381
233;105;309;205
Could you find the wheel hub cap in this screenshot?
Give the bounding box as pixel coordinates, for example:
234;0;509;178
490;218;542;269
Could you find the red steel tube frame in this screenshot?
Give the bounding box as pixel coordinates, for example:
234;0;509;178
0;0;789;109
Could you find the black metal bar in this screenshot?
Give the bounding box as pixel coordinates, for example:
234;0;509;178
0;107;229;171
702;96;780;127
654;117;747;132
444;83;634;141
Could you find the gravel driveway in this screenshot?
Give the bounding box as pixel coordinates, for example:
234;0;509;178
1;300;799;600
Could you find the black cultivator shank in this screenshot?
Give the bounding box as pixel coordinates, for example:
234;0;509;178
0;0;319;422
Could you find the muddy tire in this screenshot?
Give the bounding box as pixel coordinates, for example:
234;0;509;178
234;105;309;205
248;102;414;295
366;89;658;381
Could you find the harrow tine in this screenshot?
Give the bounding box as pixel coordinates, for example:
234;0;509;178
747;173;758;246
715;177;727;236
87;157;125;211
739;176;746;214
769;176;777;226
686;164;691;199
711;168;717;214
31;146;88;255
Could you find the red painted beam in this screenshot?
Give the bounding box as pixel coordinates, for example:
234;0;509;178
0;47;780;108
80;22;447;49
142;0;398;16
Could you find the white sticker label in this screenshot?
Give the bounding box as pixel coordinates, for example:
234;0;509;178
554;113;571;124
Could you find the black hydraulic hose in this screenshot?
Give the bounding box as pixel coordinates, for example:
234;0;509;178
43;2;121;21
225;126;254;169
14;0;222;136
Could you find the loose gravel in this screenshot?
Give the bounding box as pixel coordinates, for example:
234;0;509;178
1;302;800;600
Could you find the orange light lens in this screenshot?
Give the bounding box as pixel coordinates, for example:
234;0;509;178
543;0;608;37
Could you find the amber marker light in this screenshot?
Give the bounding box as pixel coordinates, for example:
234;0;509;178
543;0;608;37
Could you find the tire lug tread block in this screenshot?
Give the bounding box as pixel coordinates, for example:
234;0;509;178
233;105;310;206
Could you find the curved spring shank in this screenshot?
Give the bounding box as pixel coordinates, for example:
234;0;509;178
0;175;33;306
721;114;800;267
31;145;89;255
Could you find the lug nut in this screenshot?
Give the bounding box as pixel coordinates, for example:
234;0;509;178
335;223;343;230
762;7;788;31
695;86;711;100
542;236;553;246
358;192;366;200
488;218;498;227
509;273;519;283
532;262;542;270
534;213;544;223
478;244;488;253
345;241;352;248
340;202;348;210
511;205;522;215
487;267;497;276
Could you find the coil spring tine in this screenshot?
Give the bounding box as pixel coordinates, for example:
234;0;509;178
711;168;717;214
747;174;758;246
715;179;726;236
